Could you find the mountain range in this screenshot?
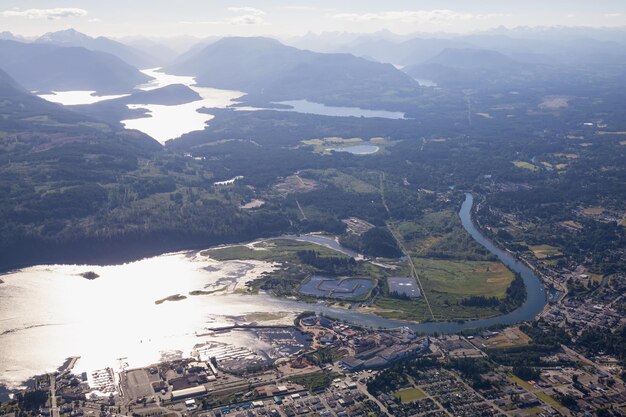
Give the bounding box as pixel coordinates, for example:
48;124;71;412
286;26;626;68
167;36;421;108
36;29;158;68
0;40;151;93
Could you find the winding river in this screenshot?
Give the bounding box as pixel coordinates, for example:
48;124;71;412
0;193;545;390
308;193;547;333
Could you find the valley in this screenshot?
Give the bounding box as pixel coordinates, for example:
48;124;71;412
0;19;624;417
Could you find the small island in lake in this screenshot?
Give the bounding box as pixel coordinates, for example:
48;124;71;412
79;271;99;280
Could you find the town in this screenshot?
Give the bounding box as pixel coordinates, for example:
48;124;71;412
3;295;625;417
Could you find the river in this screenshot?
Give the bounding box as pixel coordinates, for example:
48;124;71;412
314;193;547;334
0;193;545;390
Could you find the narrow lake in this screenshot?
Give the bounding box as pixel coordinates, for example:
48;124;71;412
272;99;406;119
121;68;243;143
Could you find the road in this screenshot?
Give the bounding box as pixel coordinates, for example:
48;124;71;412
354;380;392;416
49;375;59;417
379;172;435;320
295;199;307;220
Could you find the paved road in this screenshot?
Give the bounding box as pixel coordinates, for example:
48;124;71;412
355;380;392;416
50;375;59;417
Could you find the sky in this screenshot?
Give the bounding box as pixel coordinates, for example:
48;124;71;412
1;0;625;39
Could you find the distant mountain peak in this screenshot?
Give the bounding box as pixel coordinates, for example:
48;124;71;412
0;31;26;42
37;28;92;44
34;28;158;68
214;36;283;47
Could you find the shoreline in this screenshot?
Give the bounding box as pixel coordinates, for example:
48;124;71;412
0;231;282;275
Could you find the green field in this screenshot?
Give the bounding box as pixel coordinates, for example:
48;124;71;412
374;258;515;321
395;387;426;403
204;239;346;262
513;160;539;171
302;136;364;154
289;372;336;392
528;244;563;259
415;258;514;299
307;168;380;193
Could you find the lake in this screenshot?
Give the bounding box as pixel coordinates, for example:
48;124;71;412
37;91;129;105
272;100;406;119
37;69;244;144
0;194;546;390
326;145;380;155
236;100;407;119
37;70;407;143
121;68;244;143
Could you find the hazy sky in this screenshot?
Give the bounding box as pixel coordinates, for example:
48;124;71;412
1;0;625;38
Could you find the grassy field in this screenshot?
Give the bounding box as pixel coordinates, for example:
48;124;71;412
309;168;379;193
512;161;539;171
301;136;390;155
583;207;605;215
583;270;604;284
373;258;515;321
528;244;563;259
372;297;431;322
207;238;398;277
395;387;427;403
415;258;513;299
553;153;579;159
510;375;534;390
302;137;363;154
204;239;346;262
288;372;336;392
